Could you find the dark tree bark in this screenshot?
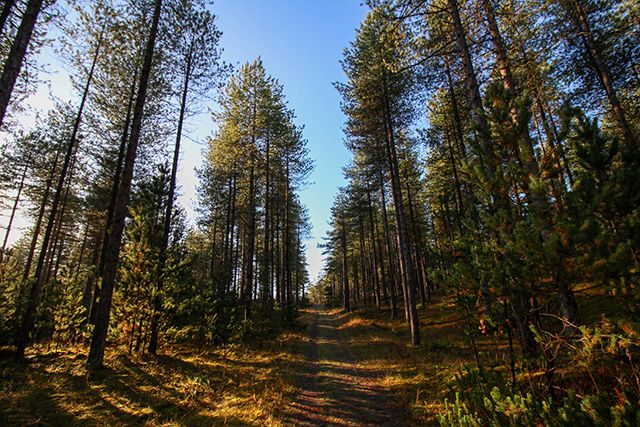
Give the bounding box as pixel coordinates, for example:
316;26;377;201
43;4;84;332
379;180;397;319
572;0;634;144
15;30;102;361
448;0;496;183
148;42;194;355
341;224;350;312
366;191;382;307
283;158;292;318
1;160;28;261
381;76;420;346
405;180;429;306
0;0;44;128
0;0;16;38
243;156;256;320
87;0;163;374
262;134;271;306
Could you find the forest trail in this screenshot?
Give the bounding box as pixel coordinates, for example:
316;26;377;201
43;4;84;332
283;307;408;426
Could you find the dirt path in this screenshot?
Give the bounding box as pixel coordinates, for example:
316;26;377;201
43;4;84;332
284;307;408;426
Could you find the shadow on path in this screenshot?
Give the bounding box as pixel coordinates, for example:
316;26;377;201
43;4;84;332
284;307;408;426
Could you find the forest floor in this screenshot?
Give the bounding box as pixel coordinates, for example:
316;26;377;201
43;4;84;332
4;291;614;426
282;307;410;426
0;298;472;426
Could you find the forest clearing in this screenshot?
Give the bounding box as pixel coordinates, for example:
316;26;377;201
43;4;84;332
1;0;639;425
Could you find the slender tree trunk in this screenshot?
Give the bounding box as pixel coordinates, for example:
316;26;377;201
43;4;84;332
1;160;28;260
379;180;397;319
89;52;138;327
222;177;232;281
148;44;193;355
366;191;382;307
381;77;420;346
12;149;59;338
341;225;350;311
445;131;464;233
81;236;101;316
405;180;429;306
242;93;258;320
21;149;60;285
352;253;359;304
275;206;281;307
0;0;44;128
243;157;256;320
284;159;292;318
98;67;138;278
358;216;369;306
572;0;634;143
0;0;16;38
262;135;271;307
448;0;496;182
210;217;218;286
15;30;102;361
481;0;545;213
449;0;503;323
47;138;80;284
87;0;162;374
225;175;237;293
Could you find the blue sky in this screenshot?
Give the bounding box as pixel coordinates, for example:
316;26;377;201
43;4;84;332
2;0;367;284
196;0;369;282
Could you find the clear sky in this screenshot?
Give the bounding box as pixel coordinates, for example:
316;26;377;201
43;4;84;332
1;0;368;284
180;0;368;283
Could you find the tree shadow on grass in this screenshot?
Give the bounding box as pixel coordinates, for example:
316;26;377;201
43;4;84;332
0;348;255;426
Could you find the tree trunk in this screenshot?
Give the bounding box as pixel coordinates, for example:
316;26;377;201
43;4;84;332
262;134;271;307
405;180;429;306
283;158;292;318
0;0;44;128
243;157;256;320
572;0;634;143
15;30;102;361
379;180;397;319
341;225;350;312
1;160;28;260
87;0;162;374
148;43;193;355
481;0;545;213
366;191;382;307
0;0;16;38
448;0;496;182
358;216;369;306
21;149;60;285
381;77;420;346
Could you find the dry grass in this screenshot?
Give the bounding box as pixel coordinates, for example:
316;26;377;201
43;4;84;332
0;338;307;426
1;291;632;426
326;298;483;425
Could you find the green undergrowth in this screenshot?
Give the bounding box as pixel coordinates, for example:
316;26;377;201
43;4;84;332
326;289;640;426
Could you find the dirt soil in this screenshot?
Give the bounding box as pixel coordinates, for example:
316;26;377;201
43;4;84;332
283;307;410;426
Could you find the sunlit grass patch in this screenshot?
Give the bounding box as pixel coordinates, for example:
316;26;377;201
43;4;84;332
0;337;302;426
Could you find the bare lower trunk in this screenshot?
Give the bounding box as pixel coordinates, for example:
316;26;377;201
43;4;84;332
379;181;397;319
15;31;102;361
87;0;162;375
341;226;350;312
148;45;193;355
382;76;420;346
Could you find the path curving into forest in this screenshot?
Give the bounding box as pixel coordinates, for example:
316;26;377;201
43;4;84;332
284;307;408;426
